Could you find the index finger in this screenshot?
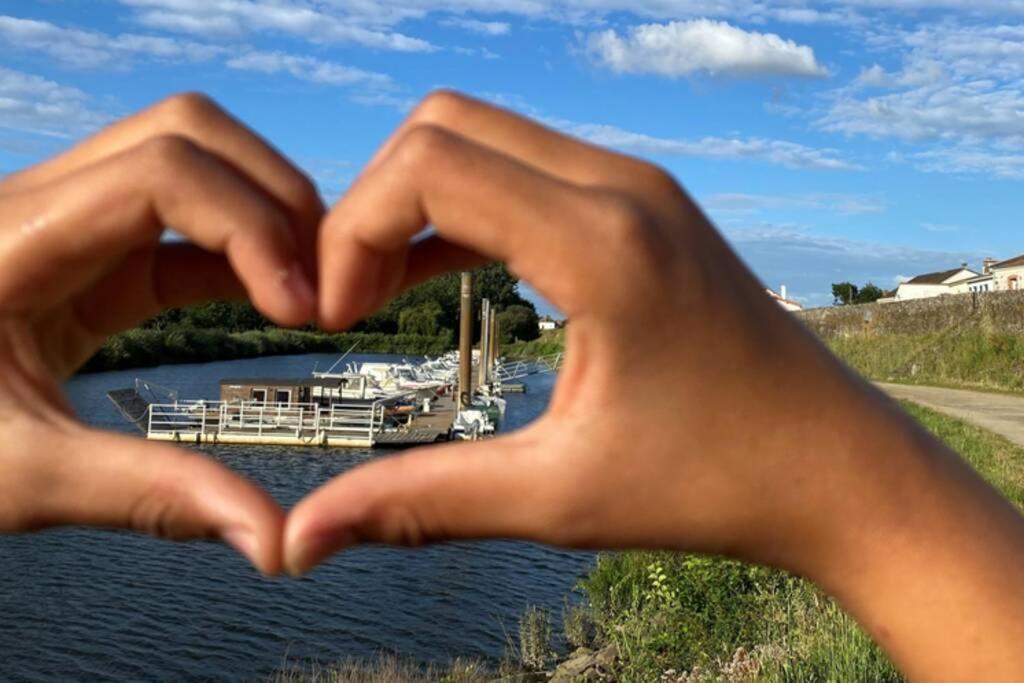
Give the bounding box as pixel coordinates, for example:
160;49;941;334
1;93;323;276
368;91;668;197
320;124;661;330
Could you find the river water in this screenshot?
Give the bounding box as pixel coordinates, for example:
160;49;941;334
0;354;594;682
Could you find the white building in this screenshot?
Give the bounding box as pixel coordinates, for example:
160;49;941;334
992;255;1024;291
538;317;559;331
961;256;1024;294
766;285;803;312
895;266;978;301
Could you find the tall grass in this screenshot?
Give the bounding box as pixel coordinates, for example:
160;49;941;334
827;330;1024;392
503;329;565;359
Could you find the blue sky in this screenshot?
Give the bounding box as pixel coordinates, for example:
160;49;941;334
1;1;1023;310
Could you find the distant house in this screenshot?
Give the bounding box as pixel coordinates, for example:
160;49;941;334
992;254;1024;291
877;289;898;304
538;316;560;331
895;265;978;301
962;255;1024;294
766;285;803;312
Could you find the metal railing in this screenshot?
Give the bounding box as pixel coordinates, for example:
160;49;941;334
147;400;381;443
145;392;427;445
494;353;563;382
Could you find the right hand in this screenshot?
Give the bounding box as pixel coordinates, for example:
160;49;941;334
289;90;908;569
286;91;1024;682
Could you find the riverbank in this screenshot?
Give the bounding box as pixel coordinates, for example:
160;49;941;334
274;402;1024;682
503;329;565;359
81;328;454;373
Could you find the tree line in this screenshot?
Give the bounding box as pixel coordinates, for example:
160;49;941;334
831;281;885;306
142;263;542;343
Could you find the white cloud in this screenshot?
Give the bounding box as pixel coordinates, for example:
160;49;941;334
0;15;224;68
0;67;110;138
586;20;828;79
818;20;1024;179
910;147;1024;180
442;18;511;35
226;51;392;87
553;119;859;170
705;192;885;215
119;0;434;52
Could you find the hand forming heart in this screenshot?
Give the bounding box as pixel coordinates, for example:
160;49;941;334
2;92;1024;682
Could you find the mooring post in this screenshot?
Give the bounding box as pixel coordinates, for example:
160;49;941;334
459;271;474;411
478;298;491;388
491;312;500;370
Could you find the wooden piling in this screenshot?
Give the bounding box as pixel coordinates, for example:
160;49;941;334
459;272;474;410
479;299;491;388
491;311;501;366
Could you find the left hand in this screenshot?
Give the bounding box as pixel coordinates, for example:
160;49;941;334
0;93;323;574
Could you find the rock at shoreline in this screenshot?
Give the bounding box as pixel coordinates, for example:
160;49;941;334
550;645;618;682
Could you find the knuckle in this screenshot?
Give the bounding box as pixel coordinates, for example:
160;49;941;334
412;89;469;124
394;123;458;172
594;193;656;248
138;134;201;171
157;91;223;130
289;171;324;217
636;163;683;198
127;474;197;541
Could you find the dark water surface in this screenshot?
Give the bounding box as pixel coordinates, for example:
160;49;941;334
0;354;593;682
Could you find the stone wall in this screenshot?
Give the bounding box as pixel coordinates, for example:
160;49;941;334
797;290;1024;338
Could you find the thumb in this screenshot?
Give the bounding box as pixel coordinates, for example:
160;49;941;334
283;426;567;576
31;427;285;575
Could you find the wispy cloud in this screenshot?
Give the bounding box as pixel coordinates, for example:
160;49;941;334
226;51;392;87
442;17;511;35
586;20;829;79
119;0;434;52
821;20;1024;179
553;120;860;171
724;224;985;307
0;15;224;68
705;192;885;215
0;67;110;138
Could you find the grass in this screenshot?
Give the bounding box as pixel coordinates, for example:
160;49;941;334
503;329;565;359
827;330;1024;393
270;655;492;683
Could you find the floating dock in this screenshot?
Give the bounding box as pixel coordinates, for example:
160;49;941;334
110;388;456;448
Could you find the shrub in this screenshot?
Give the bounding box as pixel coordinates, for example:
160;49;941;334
518;606;553;671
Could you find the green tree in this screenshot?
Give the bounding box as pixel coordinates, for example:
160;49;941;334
497;304;540;343
398;301;444;336
855;283;884;305
832;282;859;306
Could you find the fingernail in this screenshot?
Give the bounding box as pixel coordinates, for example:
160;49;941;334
286;529;355;578
222;528;261;568
279;262;317;314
